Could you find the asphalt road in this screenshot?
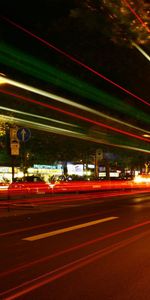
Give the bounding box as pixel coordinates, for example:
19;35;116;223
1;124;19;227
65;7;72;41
0;191;150;300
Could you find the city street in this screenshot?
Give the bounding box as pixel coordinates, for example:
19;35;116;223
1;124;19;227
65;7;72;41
0;2;150;299
0;191;150;299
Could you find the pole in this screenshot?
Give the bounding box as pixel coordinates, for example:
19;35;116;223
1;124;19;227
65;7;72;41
95;154;99;178
12;156;15;182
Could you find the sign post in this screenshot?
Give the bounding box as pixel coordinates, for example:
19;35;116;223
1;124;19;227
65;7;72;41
10;127;20;181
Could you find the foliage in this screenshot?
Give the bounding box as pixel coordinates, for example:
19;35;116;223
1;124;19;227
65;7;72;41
84;0;150;46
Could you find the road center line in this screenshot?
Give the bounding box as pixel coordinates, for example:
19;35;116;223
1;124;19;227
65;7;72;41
23;216;118;241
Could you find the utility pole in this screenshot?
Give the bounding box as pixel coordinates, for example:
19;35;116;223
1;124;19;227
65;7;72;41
95;149;103;178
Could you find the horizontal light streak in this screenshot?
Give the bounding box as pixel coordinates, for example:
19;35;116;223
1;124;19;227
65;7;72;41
0;78;7;85
0;48;150;128
0;79;150;143
143;134;150;138
0;114;85;138
0;114;149;154
2;43;150;124
2;16;150;107
87;136;150;153
0;106;78;128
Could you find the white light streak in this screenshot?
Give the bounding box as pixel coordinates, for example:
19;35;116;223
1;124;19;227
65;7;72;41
0;106;78;128
132;42;150;62
143;134;150;138
0;75;149;135
0;115;85;138
0;114;149;154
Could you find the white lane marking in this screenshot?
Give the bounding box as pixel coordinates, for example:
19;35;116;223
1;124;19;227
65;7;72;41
23;216;118;241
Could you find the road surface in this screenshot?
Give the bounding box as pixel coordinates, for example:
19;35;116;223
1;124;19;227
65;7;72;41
0;191;150;299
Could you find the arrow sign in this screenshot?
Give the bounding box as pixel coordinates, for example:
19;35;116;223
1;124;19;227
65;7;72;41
17;128;31;142
21;128;26;142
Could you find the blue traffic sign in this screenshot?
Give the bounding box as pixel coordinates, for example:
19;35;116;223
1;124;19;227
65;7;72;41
17;128;31;142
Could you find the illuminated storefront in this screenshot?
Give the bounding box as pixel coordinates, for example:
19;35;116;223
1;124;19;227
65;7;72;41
0;164;63;182
28;164;63;182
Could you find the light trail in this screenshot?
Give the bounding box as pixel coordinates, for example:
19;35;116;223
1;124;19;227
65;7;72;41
88;138;150;153
132;42;150;62
0;114;86;139
1;16;150;107
0;113;150;154
123;0;150;33
1;41;139;119
0;78;150;142
0;106;79;128
1;43;150;123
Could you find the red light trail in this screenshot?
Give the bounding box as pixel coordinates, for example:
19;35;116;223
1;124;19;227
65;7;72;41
1;16;150;107
0;88;150;143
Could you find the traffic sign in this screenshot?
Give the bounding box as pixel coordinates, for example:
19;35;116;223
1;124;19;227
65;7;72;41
11;141;20;155
10;128;18;140
17;128;31;142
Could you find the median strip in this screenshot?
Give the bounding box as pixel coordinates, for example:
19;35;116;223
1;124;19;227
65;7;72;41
23;216;118;241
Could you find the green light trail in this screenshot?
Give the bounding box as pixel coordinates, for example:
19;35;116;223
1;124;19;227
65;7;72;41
1;76;150;142
0;42;150;125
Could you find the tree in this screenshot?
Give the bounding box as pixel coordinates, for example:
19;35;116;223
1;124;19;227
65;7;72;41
0;122;11;165
83;0;150;62
84;0;150;45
